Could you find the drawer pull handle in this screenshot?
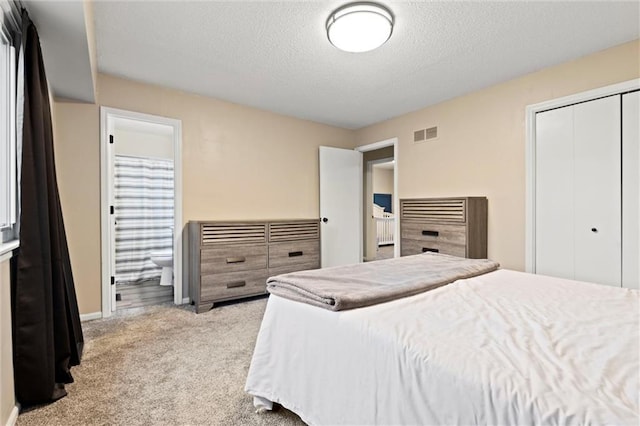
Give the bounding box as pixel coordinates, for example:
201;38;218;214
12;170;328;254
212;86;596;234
226;280;246;289
421;230;439;237
422;247;439;253
288;251;304;257
226;256;246;264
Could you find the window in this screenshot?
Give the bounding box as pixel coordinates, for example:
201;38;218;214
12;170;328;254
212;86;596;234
0;0;18;245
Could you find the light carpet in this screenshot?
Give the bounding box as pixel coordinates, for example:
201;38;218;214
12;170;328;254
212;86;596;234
17;297;305;426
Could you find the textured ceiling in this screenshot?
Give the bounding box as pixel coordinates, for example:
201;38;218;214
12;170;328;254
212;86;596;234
26;1;95;102
94;1;639;129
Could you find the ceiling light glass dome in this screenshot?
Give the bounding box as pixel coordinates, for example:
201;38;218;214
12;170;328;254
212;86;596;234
326;2;394;53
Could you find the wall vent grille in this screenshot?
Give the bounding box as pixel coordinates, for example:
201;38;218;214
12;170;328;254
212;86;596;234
414;126;438;143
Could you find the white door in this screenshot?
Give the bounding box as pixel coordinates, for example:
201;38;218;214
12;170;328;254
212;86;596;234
319;146;362;267
622;91;639;289
535;95;621;286
572;96;621;286
535;105;575;280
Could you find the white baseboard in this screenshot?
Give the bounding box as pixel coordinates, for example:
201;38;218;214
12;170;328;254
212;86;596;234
181;297;190;304
6;404;19;426
80;312;102;322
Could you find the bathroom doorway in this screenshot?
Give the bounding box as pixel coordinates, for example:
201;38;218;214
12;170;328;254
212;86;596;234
100;108;183;317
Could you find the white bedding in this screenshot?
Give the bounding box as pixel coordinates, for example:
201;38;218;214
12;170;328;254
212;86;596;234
245;269;639;425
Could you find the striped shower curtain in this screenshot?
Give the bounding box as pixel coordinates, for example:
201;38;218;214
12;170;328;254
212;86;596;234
114;155;174;284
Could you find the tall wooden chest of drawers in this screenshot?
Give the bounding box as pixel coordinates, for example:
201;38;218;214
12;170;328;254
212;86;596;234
400;197;487;259
188;219;320;313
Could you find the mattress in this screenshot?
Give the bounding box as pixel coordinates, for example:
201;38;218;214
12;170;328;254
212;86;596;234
245;269;639;425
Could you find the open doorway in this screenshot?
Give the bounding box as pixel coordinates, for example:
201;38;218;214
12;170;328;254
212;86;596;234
100;108;183;317
371;159;395;260
318;138;398;267
356;138;399;262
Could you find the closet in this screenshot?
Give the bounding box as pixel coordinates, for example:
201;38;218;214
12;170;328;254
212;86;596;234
535;91;639;289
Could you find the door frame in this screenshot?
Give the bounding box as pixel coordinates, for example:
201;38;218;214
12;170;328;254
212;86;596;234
356;137;399;258
524;79;639;273
100;107;184;317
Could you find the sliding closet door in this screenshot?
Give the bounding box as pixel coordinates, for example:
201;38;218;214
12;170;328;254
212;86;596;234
535;106;574;280
622;91;639;289
572;96;621;286
535;95;621;286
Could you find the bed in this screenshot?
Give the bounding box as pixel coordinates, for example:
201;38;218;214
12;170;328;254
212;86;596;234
245;255;639;425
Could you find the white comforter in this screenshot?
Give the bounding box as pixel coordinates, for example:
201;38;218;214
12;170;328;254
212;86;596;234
245;269;639;425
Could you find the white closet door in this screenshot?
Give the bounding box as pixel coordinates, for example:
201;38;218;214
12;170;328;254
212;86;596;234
535;106;575;280
573;96;621;286
535;95;621;286
622;91;639;289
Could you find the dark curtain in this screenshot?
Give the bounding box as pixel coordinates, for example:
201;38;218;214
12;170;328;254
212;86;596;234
10;10;84;406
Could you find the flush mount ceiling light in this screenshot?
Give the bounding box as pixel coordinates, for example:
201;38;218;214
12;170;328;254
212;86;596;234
326;2;394;53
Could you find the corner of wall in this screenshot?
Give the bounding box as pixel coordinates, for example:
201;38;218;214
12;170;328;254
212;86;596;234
82;0;98;100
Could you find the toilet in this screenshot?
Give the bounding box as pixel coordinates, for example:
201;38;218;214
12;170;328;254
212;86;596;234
151;251;173;286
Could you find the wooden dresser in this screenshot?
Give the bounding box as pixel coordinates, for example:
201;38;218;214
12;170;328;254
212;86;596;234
400;197;487;258
188;219;320;313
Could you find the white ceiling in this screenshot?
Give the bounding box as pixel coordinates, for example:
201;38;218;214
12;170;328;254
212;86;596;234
26;1;95;102
44;1;640;129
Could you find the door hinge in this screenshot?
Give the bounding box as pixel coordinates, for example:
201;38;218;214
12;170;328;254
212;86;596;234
110;205;114;215
110;276;115;285
109;134;114;144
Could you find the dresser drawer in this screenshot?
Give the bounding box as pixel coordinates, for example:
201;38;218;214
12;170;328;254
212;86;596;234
200;244;267;274
401;238;466;258
201;269;267;301
268;240;319;268
401;222;466;246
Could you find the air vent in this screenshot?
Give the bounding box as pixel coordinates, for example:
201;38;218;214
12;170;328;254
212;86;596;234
414;126;438;143
201;223;266;245
269;221;320;242
401;199;466;222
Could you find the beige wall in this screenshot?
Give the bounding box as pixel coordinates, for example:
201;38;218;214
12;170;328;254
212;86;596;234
355;40;640;271
373;167;394;197
97;75;356;220
54;74;355;314
0;257;16;426
54;103;101;314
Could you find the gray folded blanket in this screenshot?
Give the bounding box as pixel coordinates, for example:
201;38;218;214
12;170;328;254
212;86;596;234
267;252;499;311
